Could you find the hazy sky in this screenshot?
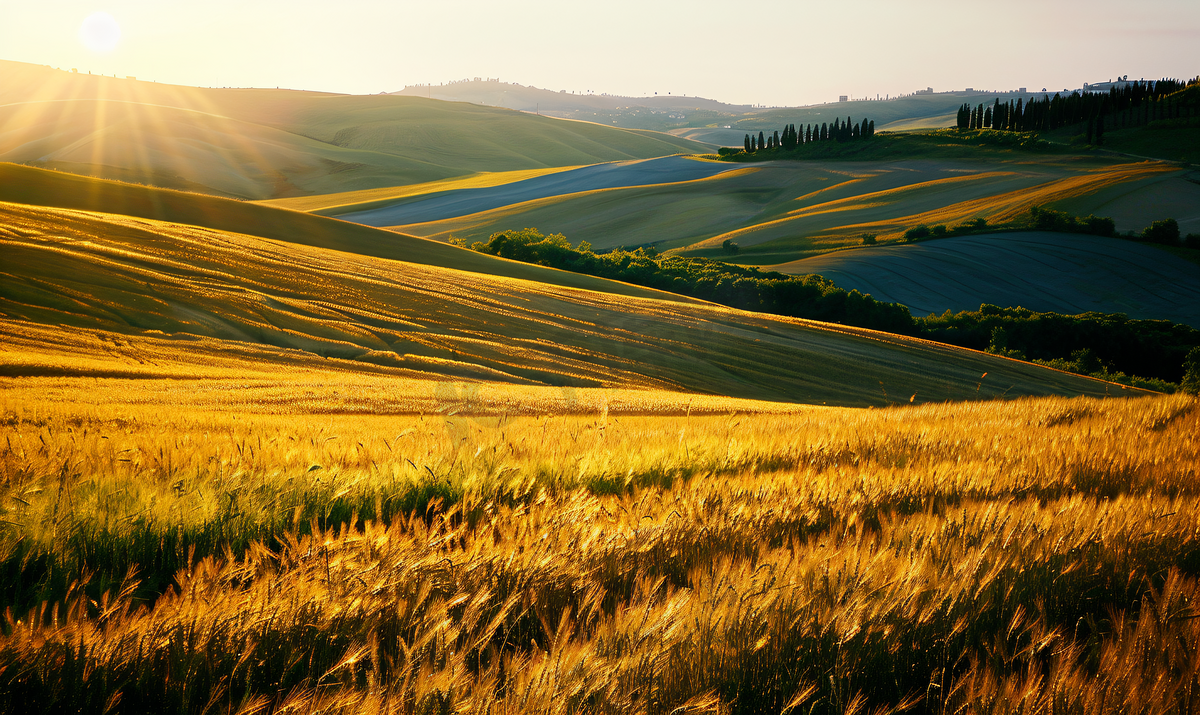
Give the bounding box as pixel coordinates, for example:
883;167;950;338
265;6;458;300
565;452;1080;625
3;0;1198;106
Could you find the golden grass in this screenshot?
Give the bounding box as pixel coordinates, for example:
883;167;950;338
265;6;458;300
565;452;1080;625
257;166;588;215
0;198;1118;406
1;387;1198;713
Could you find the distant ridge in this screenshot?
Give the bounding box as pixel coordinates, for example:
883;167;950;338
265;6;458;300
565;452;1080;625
0;60;709;199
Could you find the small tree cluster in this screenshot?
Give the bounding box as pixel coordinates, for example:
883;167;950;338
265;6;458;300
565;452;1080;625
955;77;1198;145
741;117;875;154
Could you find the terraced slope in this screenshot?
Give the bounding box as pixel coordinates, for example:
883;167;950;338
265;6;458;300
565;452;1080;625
0;199;1115;406
776;232;1200;326
0;60;708;199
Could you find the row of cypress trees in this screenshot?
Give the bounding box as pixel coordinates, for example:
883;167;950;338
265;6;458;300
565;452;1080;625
954;77;1196;139
742;117;875;153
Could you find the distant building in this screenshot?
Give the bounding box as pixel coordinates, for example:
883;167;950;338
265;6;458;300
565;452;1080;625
915;87;933;95
1018;87;1027;93
1081;79;1138;93
965;88;974;92
838;95;848;102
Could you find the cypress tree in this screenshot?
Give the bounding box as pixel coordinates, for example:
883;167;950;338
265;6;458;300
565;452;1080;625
1095;113;1105;145
759;131;766;150
744;134;751;153
860;118;869;138
805;124;812;143
984;106;992;128
773;130;780;148
868;119;874;137
821;122;827;141
1086;115;1094;144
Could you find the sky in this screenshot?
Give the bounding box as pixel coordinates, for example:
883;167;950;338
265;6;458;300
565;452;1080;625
2;0;1198;107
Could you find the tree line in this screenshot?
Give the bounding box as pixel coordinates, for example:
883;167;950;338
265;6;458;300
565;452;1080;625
741;117;876;153
955;76;1199;142
469;227;1200;390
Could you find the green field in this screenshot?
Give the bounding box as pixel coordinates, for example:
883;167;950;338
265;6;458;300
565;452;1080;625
382;154;1180;265
0;61;708;199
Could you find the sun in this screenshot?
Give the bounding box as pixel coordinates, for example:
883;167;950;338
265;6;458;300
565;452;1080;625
79;12;121;53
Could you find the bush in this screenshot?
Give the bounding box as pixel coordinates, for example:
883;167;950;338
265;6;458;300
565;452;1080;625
931;225;948;237
1082;215;1116;237
721;239;740;254
1187;234;1200;249
953;218;989;234
1185;347;1200;395
1030;206;1078;232
1029;207;1117;237
860;233;877;245
716;147;741;157
1143;218;1181;244
904;225;931;241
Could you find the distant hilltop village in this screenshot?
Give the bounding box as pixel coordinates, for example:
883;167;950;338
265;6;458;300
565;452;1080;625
839;78;1159;103
839;87;1031;102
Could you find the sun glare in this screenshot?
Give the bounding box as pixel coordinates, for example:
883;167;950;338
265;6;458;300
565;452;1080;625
78;12;121;53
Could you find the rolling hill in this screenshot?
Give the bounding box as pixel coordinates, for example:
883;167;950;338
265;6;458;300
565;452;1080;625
775;231;1200;326
0;60;709;199
397;79;1042;146
0;162;693;299
0;167;1118;407
335;154;1184;265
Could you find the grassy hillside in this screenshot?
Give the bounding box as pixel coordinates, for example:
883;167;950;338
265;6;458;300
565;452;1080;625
0;162;694;300
1;380;1196;713
0;198;1113;406
258;166;586;215
381;156;1178;264
777;231;1200;326
0;60;708;199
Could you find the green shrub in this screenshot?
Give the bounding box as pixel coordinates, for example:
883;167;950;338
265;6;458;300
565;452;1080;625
904;225;931;241
1184;347;1200;395
1082;215;1116;237
953;218;989;234
721;239;740;254
931;224;948;237
860;233;877;245
1143;218;1181;244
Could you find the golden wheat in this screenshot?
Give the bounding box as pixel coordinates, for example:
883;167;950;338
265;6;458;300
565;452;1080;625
0;387;1197;713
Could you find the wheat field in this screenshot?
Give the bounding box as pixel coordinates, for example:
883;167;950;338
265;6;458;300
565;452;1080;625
1;384;1198;714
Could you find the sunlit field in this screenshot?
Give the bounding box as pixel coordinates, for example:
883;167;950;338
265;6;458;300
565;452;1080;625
382;156;1182;265
3;75;1198;713
0;60;706;200
1;384;1197;713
